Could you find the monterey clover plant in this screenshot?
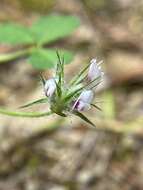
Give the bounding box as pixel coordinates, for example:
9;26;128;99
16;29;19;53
0;53;104;127
0;15;80;69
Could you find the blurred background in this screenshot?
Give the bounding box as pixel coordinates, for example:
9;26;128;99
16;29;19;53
0;0;143;189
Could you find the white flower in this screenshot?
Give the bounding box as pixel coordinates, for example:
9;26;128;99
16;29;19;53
73;90;94;111
88;58;104;81
44;78;56;97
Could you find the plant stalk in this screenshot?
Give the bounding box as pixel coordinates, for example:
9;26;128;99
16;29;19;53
0;47;33;63
0;108;52;117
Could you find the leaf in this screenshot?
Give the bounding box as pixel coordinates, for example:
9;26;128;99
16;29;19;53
73;111;96;127
31;15;80;44
19;98;48;108
29;48;54;69
0;23;34;45
29;48;74;70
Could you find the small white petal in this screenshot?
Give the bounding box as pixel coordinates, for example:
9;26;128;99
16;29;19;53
88;59;103;81
44;78;56;97
79;90;94;104
72;90;94;111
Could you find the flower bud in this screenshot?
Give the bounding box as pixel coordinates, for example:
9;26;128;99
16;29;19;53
73;90;94;111
88;58;104;81
44;78;56;97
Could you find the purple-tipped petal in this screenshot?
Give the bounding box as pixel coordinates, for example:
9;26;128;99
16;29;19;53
73;90;94;111
79;90;94;103
74;100;85;111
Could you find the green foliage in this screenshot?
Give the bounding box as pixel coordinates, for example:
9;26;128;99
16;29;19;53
0;23;34;45
31;15;80;44
0;15;80;69
29;48;73;69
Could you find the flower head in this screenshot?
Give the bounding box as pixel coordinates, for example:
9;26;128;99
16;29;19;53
18;53;104;127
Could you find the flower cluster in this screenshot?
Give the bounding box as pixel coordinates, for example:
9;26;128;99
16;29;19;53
41;54;104;125
0;53;104;126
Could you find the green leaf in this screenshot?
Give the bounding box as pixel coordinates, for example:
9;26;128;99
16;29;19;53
0;23;34;45
29;48;54;69
29;48;74;70
31;15;80;44
19;98;48;108
73;111;96;127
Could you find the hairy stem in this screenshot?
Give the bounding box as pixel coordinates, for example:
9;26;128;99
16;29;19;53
0;47;33;63
0;108;52;117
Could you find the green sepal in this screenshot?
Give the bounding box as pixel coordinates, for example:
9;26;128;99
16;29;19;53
85;76;101;89
56;51;63;92
73;110;96;127
19;98;48;109
90;103;102;111
55;112;67;117
63;83;83;102
39;74;46;86
70;63;90;86
54;78;62;98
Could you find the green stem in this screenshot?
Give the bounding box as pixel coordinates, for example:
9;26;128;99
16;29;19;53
0;108;52;117
0;47;33;63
